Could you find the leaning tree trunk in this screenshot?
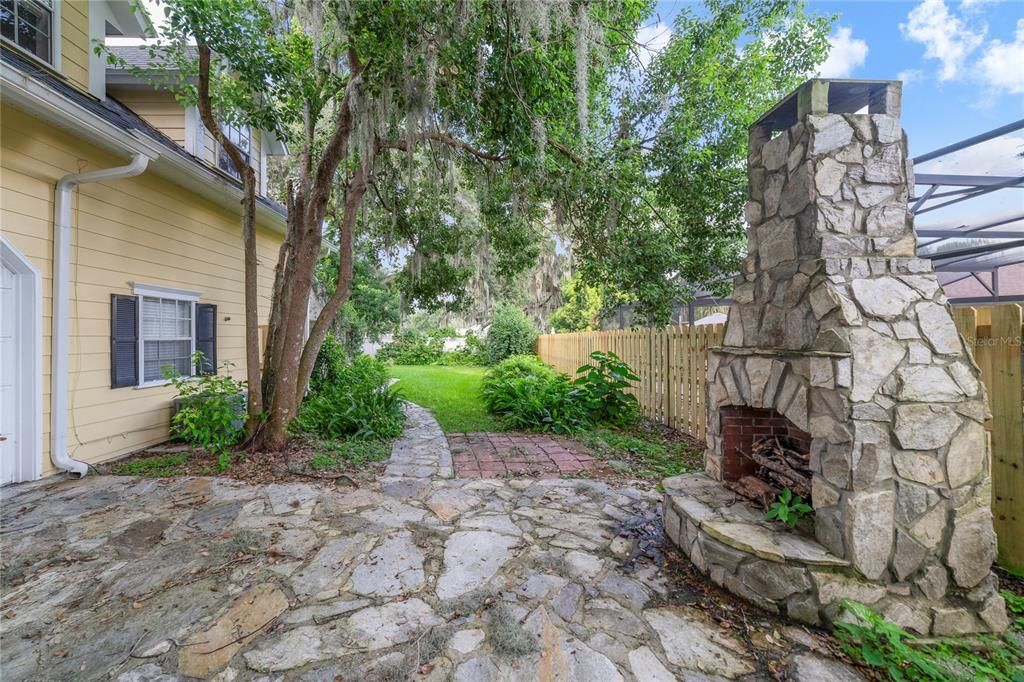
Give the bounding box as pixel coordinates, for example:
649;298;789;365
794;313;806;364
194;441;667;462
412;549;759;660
194;43;263;430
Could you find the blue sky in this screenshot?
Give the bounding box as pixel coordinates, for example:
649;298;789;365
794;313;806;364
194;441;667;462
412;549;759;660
649;0;1023;166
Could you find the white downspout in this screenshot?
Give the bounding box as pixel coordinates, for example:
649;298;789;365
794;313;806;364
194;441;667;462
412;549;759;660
52;154;150;476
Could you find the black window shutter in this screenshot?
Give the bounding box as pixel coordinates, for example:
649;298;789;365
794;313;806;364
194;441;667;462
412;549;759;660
195;303;217;374
110;295;139;388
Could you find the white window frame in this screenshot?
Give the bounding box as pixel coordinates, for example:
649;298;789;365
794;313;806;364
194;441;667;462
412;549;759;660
1;0;61;71
132;283;202;388
217;121;252;180
184;106;201;156
259;130;268;197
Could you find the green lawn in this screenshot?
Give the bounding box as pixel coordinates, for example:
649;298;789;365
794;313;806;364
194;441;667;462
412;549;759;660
388;365;503;432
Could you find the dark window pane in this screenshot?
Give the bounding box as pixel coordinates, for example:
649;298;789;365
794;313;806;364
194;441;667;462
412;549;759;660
3;0;51;62
1;2;16;43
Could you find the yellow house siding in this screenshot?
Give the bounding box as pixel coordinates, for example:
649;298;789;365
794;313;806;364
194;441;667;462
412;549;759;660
61;1;91;93
107;88;187;145
0;104;283;475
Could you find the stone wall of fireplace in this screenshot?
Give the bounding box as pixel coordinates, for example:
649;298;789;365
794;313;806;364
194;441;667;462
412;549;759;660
663;80;1008;636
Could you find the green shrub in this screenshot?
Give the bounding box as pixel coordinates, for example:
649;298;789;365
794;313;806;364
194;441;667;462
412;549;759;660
435;330;488;366
165;352;246;463
484;354;557;384
310;340;389;396
484;304;538;365
308;333;350;393
482;356;587;433
296;383;405;440
573;351;639;426
436;349;479;366
296;351;404;440
463;330;488;363
377;330;444;365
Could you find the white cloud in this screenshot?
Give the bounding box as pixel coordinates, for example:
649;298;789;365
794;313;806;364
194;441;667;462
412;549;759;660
960;0;999;11
818;26;869;78
900;0;986;81
635;22;671;69
897;68;925;85
978;19;1024;93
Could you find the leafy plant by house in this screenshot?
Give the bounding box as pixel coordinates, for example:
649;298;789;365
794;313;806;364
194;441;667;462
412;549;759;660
764;487;812;527
164;352;246;468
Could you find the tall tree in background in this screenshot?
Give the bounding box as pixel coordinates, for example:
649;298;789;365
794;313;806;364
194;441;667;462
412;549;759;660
563;0;833;322
130;0;650;449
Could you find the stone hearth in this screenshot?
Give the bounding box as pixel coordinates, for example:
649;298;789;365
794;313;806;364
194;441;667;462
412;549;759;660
663;79;1007;636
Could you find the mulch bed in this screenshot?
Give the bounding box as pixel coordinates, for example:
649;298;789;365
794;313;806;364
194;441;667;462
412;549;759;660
96;439;384;488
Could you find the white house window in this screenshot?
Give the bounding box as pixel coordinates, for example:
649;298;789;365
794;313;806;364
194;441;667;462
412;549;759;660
140;296;194;382
217;122;251;180
1;0;53;63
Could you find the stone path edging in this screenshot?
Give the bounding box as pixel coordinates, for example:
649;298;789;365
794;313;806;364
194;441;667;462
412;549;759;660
384;402;453;480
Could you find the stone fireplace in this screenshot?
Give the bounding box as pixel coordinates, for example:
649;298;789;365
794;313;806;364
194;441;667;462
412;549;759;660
662;79;1008;635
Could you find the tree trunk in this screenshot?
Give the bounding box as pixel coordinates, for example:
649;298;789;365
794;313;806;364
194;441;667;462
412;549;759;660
241;169;263;432
251;54;365;450
194;43;264;430
259;225;320;450
295;165;367;398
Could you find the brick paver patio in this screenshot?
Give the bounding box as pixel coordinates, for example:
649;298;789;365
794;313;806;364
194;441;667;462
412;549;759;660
448;432;600;478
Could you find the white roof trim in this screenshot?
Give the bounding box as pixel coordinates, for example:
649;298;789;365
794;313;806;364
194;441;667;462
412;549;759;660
133;282;203;301
0;62;287;234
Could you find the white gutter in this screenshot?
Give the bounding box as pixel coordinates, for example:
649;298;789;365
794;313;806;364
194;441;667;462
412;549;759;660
52;154;150;476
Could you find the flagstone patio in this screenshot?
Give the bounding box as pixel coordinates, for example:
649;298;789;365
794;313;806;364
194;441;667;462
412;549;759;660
0;405;866;681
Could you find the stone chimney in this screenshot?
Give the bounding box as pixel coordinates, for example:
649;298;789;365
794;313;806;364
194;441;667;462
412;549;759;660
663;80;1008;636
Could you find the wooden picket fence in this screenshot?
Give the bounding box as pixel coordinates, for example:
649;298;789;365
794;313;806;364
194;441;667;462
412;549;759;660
536;324;726;442
537;303;1024;569
952;304;1024;570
